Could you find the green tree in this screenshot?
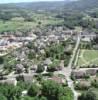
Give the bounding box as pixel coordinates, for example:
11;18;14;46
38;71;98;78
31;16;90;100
42;80;73;100
36;64;44;73
0;57;4;64
42;80;59;100
28;84;40;97
23;96;34;100
40;96;47;100
0;84;22;100
0;94;7;100
78;89;97;100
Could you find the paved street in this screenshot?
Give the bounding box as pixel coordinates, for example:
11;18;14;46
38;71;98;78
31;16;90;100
58;33;81;100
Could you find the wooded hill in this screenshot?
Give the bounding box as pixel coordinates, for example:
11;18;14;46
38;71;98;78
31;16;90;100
65;0;98;11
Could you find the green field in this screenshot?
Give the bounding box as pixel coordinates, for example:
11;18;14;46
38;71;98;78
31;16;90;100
77;49;98;67
0;20;36;32
0;13;64;33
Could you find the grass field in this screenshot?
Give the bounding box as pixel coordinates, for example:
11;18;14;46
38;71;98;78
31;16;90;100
77;49;98;67
0;14;64;33
0;20;36;32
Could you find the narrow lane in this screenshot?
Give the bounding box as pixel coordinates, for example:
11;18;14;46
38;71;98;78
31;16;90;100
55;33;81;100
67;34;81;100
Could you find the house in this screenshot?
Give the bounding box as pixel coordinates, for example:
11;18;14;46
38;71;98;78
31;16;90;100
0;39;9;46
72;70;86;79
49;76;65;84
93;45;98;50
76;80;91;89
81;31;96;42
43;58;52;65
0;78;17;86
40;49;45;54
86;69;97;76
23;74;34;83
64;45;72;53
30;64;38;72
16;51;27;61
93;77;98;82
5;78;17;86
16;64;24;73
48;35;58;43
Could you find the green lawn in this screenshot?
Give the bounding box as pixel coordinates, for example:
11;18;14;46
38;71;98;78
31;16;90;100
0;15;64;33
84;50;98;61
77;49;98;67
0;20;36;32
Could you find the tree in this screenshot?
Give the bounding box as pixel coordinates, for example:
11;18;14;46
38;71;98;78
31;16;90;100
42;80;59;100
40;96;47;100
64;56;70;67
91;79;98;88
0;57;4;64
47;60;60;72
0;94;7;100
0;72;4;80
0;84;22;100
38;21;42;25
78;89;97;100
36;64;44;73
27;42;33;49
28;84;40;97
93;36;98;44
28;51;35;60
42;80;73;100
23;96;34;100
57;87;73;100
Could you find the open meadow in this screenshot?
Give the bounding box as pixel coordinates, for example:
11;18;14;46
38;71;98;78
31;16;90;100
77;49;98;67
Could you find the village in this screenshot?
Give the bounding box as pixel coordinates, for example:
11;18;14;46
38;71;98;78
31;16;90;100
0;34;37;56
0;25;97;100
0;0;98;99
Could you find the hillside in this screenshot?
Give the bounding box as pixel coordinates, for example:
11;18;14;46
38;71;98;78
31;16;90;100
0;0;98;33
65;0;98;11
15;1;65;11
0;0;98;12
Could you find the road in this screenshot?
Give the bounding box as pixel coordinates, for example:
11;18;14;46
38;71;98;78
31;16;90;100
74;49;80;67
67;34;81;100
57;34;81;100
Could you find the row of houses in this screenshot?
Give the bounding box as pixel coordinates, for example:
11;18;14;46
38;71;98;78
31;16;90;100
72;69;98;79
0;34;37;56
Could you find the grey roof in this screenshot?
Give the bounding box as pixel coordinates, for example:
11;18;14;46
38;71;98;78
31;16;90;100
5;78;17;86
72;70;86;78
16;64;24;70
44;58;52;65
86;69;97;75
23;74;34;83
